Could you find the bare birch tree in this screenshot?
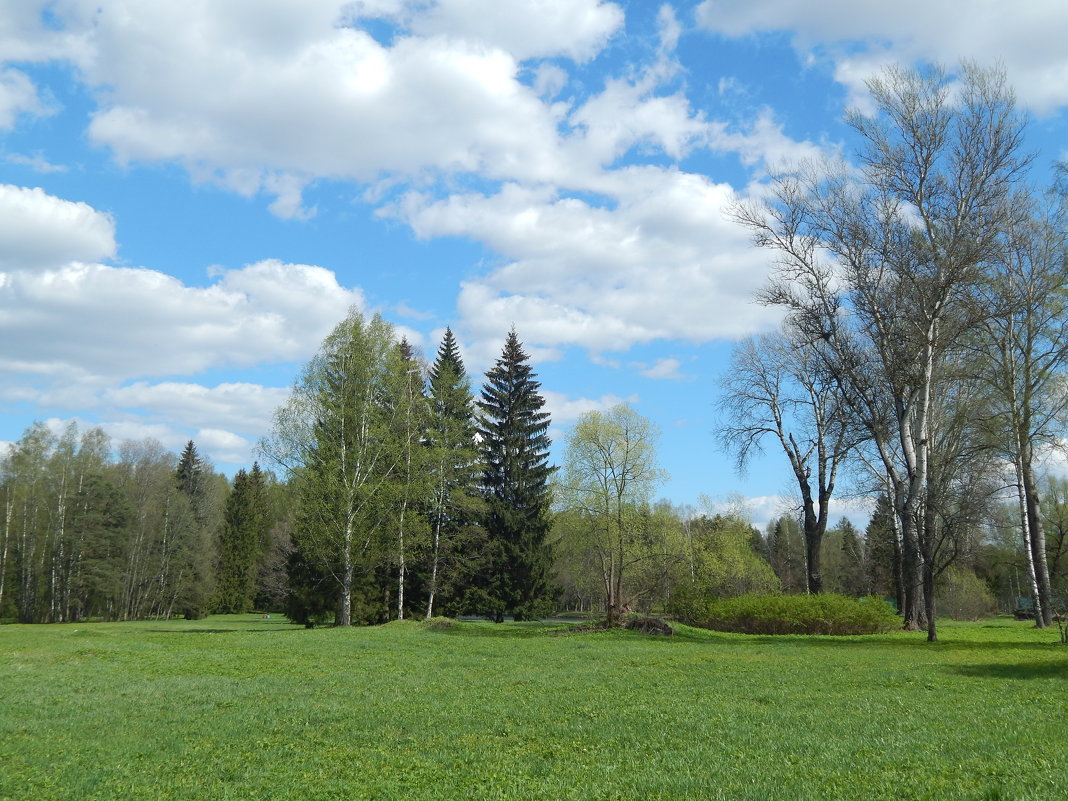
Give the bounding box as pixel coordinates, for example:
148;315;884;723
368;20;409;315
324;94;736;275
974;199;1068;626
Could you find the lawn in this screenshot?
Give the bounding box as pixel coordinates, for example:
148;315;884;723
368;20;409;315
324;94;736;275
1;615;1065;800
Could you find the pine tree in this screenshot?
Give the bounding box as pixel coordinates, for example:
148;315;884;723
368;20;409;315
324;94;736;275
424;328;482;617
476;329;556;621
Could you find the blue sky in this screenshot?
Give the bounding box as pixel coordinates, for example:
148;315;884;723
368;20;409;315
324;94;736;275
2;1;1067;529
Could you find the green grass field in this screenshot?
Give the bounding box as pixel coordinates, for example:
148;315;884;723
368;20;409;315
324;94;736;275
1;615;1065;800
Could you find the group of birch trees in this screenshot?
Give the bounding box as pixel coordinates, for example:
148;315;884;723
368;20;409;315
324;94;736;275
723;63;1068;640
0;428;284;623
263;313;556;626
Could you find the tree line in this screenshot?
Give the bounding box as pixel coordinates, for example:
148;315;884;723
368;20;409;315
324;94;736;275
4;63;1067;635
0;320;562;626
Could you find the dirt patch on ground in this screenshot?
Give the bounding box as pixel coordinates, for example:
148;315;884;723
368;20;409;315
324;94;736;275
555;616;673;636
623;616;673;635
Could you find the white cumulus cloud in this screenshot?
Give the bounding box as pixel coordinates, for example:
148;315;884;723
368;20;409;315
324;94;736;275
0;184;116;269
401;168;781;356
695;0;1068;113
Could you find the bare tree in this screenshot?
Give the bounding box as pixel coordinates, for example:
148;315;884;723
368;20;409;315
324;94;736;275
719;326;858;593
733;63;1030;640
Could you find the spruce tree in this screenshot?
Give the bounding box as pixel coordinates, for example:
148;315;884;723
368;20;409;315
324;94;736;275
424;328;482;617
171;439;218;619
215;463;268;613
175;440;204;498
477;329;555;621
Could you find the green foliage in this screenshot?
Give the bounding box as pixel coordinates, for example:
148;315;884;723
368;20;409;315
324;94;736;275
864;494;901;605
821;518;869;596
266;310;411;626
0;423;225;623
667;514;780;623
679;592;900;635
556;404;666;624
935;567;998;621
765;515;806;592
422;329;484;618
215;463;270;614
174;440;204;499
476;329;556;620
283;543;337;627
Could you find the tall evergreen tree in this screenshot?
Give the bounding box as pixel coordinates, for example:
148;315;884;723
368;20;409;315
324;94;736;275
865;494;903;609
215;463;269;613
170;439;220;619
175;441;204;499
424;328;482;618
766;515;806;593
477;329;556;621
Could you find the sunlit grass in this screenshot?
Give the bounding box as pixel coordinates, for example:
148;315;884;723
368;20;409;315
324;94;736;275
1;616;1065;800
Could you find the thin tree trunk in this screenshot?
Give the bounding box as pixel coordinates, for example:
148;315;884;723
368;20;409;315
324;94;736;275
397;505;406;621
425;513;442;620
0;498;10;610
890;511;905;613
339;518;353;627
1015;457;1044;625
1021;455;1053;626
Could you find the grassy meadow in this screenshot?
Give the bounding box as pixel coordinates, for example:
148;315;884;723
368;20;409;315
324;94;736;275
1;615;1066;800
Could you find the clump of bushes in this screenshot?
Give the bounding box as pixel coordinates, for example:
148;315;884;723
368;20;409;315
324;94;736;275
935;567;997;621
674;592;899;635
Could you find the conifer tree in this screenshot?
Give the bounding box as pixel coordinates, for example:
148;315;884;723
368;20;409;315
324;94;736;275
476;329;556;621
424;328;482;618
171;439;220;619
215;463;268;613
175;441;204;499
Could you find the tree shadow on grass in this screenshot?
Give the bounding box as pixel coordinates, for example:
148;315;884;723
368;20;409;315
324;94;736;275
143;627;302;634
713;633;1064;653
948;661;1068;680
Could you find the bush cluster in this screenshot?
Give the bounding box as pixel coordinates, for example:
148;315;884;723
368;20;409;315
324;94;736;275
935;567;997;621
674;592;900;635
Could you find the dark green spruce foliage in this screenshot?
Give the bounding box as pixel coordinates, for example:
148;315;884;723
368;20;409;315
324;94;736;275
67;472;131;622
477;330;556;621
172;440;217;619
215;463;269;613
423;328;483;618
175;440;206;502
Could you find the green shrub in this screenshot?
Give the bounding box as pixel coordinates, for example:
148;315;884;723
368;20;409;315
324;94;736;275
935;567;997;621
677;592;899;635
